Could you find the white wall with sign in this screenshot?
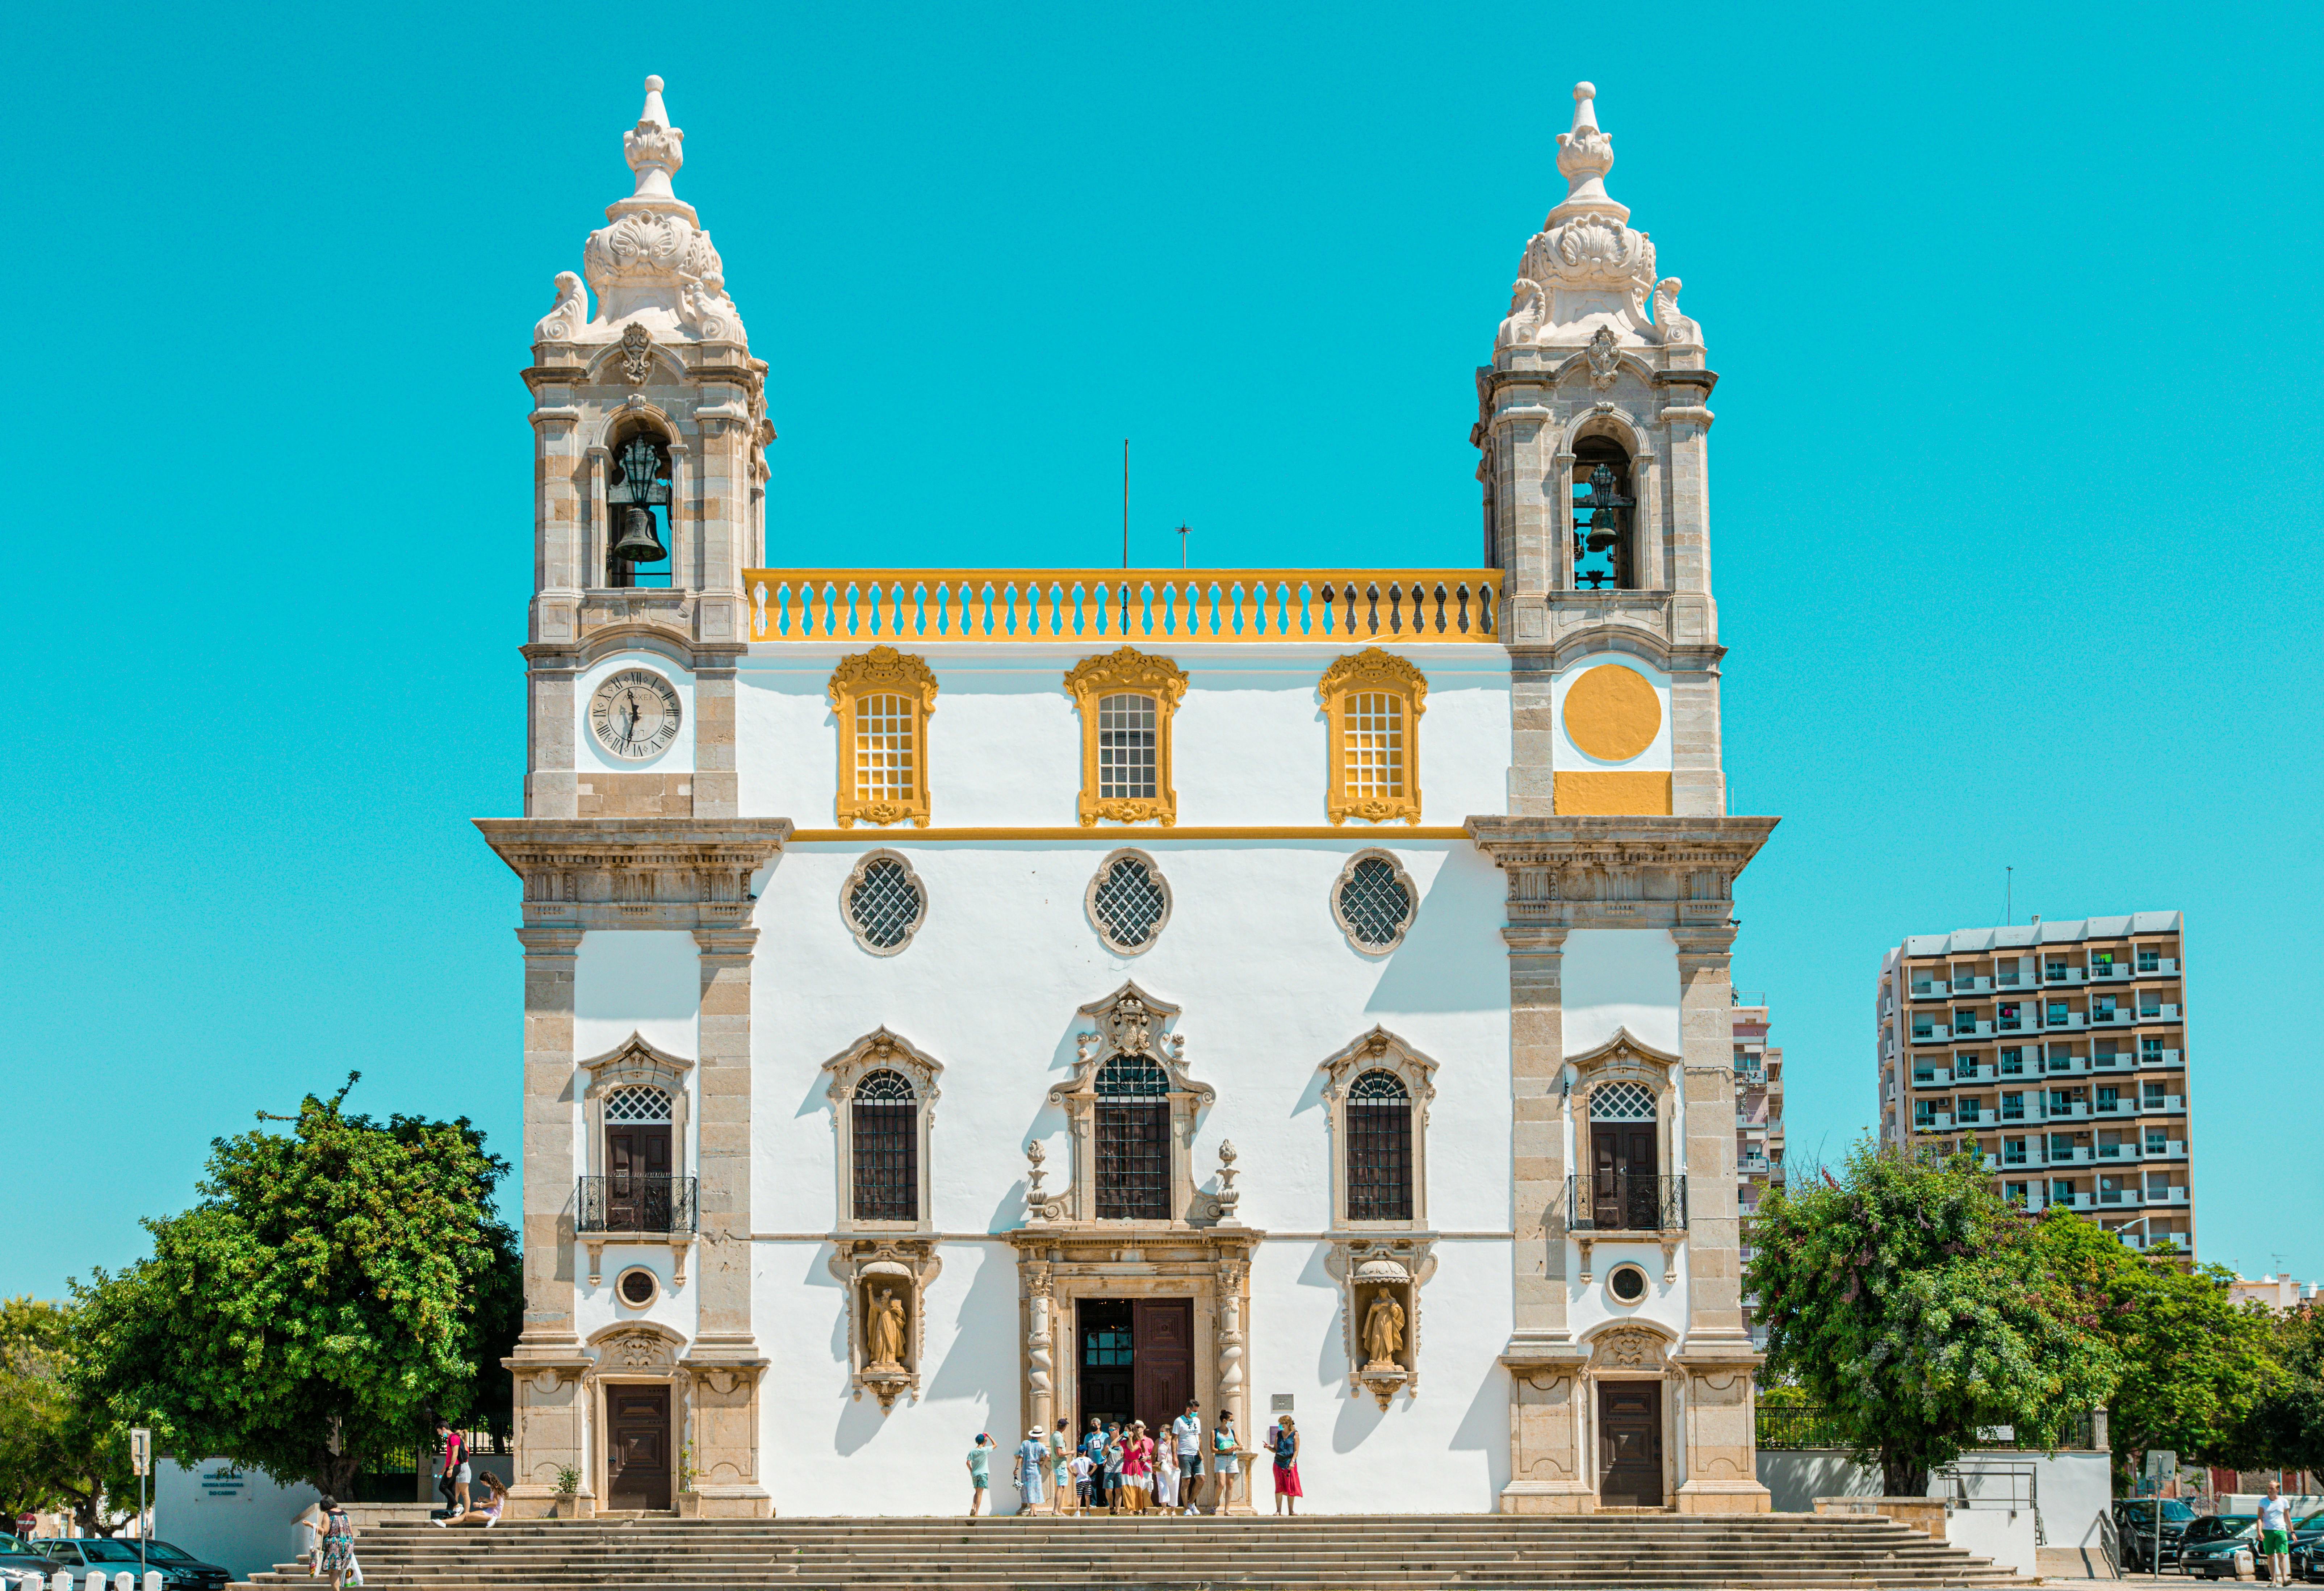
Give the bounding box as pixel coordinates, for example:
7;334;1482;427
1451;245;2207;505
151;1460;318;1582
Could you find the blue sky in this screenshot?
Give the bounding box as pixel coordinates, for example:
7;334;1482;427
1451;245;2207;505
5;1;2319;1298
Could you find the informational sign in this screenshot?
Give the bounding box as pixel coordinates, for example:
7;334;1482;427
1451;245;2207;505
130;1428;152;1478
1270;1393;1294;1412
2147;1450;2178;1479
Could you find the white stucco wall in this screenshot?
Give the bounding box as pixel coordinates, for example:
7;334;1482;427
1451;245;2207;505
1561;929;1680;1056
742;834;1516;1509
152;1460;318;1582
733;644;1509;829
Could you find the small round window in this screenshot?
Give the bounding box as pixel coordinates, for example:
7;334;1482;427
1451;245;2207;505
1608;1264;1649;1305
1333;850;1416;953
1086;850;1172;954
616;1267;660;1308
843;851;926;955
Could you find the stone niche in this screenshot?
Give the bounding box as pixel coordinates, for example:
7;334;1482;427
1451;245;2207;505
828;1238;941;1413
1327;1238;1437;1410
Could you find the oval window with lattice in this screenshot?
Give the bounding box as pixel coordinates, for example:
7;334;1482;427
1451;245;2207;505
843;851;926;955
1333;850;1416;953
1590;1081;1657;1122
1086;851;1171;954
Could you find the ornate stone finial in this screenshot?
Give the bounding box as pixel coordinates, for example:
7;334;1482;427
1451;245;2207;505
1552;81;1626;224
1213;1139;1243;1227
1025;1140;1054;1224
621;74;687;214
1494;80;1661;354
571;75;751;348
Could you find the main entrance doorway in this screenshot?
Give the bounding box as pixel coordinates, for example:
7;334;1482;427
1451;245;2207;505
606;1384;672;1510
1597;1381;1663;1507
1077;1298;1194;1437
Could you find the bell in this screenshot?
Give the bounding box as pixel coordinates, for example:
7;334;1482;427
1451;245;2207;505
611;505;667;565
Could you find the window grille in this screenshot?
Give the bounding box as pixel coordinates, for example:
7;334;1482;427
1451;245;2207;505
1590;1081;1656;1121
1343;691;1406;799
847;855;925;951
1094;1054;1169;1219
1097;694;1158;799
1336;854;1414;949
853;692;916;807
603;1085;673;1123
1089;853;1169;951
851;1069;918;1222
1346;1069;1414;1221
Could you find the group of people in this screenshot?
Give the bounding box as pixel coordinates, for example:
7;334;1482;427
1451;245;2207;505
426;1422;507;1528
290;1423;506;1591
966;1401;1303;1517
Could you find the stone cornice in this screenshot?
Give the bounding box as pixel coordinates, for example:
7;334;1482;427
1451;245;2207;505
1465;814;1777;932
475;817;791;931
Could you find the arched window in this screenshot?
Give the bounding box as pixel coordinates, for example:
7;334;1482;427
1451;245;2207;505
1321;650;1428;826
1094;1053;1171;1220
1346;1070;1414;1221
851;1070;919;1223
1570;435;1636;591
605;430;674;589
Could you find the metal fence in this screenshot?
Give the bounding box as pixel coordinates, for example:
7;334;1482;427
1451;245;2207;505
578;1173;698;1234
1755;1405;2098;1452
1563;1173;1688;1232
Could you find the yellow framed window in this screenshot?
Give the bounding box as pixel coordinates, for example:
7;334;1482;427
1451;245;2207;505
1322;648;1427;825
1065;647;1187;826
829;647;938;827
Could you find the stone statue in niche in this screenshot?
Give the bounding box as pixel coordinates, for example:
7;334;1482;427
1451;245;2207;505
866;1285;908;1370
1362;1289;1407;1369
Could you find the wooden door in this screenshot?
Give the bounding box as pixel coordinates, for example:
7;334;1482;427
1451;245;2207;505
1132;1299;1194;1437
1597;1381;1662;1507
1591;1123;1657;1228
606;1384;671;1510
607;1124;671;1230
1078;1299;1135;1434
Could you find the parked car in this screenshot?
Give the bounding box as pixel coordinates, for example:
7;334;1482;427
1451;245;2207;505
2180;1515;2261;1581
138;1540;234;1591
0;1552;54;1591
2117;1498;2199;1570
38;1536;217;1591
2283;1513;2324;1583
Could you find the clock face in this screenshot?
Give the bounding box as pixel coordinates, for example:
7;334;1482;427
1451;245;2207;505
589;669;683;760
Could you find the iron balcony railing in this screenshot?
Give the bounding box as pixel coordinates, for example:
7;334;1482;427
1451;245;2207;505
577;1174;698;1235
1564;1172;1687;1232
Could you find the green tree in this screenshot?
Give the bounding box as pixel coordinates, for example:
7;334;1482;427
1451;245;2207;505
2026;1212;2281;1480
1746;1139;2120;1494
0;1298;140;1534
72;1076;522;1498
2233;1304;2324;1473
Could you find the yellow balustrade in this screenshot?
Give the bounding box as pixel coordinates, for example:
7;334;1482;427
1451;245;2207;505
740;569;1503;645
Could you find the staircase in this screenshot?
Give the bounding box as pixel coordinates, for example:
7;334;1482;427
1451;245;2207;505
233;1512;2039;1590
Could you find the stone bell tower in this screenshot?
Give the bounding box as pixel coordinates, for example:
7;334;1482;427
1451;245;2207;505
1475;81;1723;819
519;73;773;822
486;77;787;1521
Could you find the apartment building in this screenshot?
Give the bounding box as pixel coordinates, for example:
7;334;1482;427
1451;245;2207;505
1734;993;1784;1348
1875;913;2191;1256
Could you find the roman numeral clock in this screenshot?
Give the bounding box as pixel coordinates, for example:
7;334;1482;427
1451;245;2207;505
589;668;683;759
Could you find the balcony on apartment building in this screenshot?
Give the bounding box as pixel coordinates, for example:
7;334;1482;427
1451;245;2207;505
2141;1047;2185;1069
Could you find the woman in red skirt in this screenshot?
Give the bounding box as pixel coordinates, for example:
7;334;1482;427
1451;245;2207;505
1269;1415;1302;1515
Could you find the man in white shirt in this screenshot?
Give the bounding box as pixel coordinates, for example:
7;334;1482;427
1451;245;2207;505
2258;1482;2294;1586
1171;1400;1204;1515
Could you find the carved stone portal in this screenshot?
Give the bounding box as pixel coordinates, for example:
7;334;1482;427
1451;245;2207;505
828;1237;941;1412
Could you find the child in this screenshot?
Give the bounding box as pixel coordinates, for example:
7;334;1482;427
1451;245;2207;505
1067;1448;1096;1515
966;1432;993;1517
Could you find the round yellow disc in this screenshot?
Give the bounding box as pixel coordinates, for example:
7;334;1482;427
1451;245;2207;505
1562;664;1661;762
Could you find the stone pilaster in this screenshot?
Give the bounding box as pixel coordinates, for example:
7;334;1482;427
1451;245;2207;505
685;924;770;1516
524;654;579;820
692;649;741;819
504;925;591;1519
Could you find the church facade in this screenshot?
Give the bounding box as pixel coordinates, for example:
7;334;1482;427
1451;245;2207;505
480;76;1775;1519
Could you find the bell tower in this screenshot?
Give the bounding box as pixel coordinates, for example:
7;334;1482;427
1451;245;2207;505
1474;82;1722;818
519;73;772;820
